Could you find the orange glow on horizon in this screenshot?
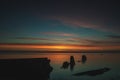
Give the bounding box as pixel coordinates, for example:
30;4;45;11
50;46;68;50
0;44;120;51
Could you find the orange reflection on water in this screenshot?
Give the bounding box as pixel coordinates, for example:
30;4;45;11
0;53;120;66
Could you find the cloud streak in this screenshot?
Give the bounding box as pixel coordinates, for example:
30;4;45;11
82;39;120;45
66;37;120;45
15;37;51;41
15;37;67;43
107;35;120;40
42;32;76;37
49;16;120;33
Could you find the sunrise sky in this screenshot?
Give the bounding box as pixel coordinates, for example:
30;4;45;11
0;0;120;52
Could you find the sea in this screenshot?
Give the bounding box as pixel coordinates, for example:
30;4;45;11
0;52;120;80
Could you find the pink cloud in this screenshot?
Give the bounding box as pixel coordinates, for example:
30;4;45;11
49;16;120;33
49;16;103;28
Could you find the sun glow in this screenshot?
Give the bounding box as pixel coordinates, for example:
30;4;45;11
0;44;120;51
52;46;68;50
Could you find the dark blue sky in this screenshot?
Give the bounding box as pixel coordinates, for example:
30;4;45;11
0;0;120;46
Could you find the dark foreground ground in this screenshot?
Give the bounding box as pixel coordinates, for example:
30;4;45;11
0;58;53;80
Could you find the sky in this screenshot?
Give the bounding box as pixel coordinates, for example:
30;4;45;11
0;0;120;51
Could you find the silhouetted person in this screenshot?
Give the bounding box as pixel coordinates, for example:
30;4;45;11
70;56;75;71
61;61;69;69
70;56;75;65
82;55;87;64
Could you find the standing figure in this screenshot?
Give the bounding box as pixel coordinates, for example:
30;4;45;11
70;56;75;71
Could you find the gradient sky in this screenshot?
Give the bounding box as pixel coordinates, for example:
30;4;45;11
0;0;120;51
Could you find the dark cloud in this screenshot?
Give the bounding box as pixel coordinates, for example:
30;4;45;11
14;37;67;43
15;37;56;41
107;35;120;39
84;39;120;45
66;37;120;45
15;36;120;46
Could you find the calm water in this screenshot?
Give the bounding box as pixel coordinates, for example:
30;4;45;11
0;53;120;80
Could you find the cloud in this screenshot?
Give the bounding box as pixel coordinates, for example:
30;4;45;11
14;37;67;43
107;35;120;40
15;37;57;41
65;37;120;45
49;16;120;33
14;36;120;46
66;38;87;42
42;32;77;37
84;39;120;45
